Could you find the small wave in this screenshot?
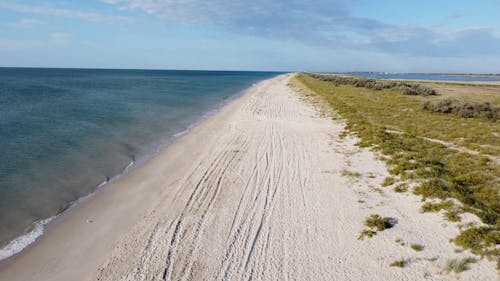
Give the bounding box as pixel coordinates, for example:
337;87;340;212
173;130;188;138
0;216;55;261
123;160;134;173
96;179;108;189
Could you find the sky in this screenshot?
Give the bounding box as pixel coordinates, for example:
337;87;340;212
0;0;499;72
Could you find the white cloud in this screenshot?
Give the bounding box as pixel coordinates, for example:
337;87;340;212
0;2;133;23
8;18;45;28
98;0;381;45
98;0;500;57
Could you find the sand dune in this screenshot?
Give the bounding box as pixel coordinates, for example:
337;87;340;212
0;74;496;281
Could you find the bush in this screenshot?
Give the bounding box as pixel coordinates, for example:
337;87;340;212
422;99;500;121
365;214;396;231
309;73;437;96
454;227;500;253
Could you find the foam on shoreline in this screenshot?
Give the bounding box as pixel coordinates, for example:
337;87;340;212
0;217;55;261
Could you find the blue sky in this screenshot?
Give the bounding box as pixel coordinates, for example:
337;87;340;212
0;0;499;72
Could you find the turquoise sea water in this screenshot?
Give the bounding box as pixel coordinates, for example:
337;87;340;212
352;72;500;82
0;68;279;259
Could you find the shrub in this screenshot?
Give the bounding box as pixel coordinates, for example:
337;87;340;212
365;214;396;231
422;99;500;121
309;73;437;96
454;227;500;253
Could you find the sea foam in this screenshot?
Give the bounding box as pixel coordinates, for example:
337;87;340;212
0;216;55;261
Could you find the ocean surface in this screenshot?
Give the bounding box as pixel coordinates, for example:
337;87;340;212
352;72;500;82
0;68;279;260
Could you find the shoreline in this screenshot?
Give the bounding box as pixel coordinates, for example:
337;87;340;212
0;76;273;275
0;78;263;263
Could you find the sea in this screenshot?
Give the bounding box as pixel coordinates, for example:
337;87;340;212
0;68;280;260
352;72;500;82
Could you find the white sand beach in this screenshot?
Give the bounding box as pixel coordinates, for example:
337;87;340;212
0;74;496;281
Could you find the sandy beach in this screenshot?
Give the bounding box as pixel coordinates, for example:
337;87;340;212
0;74;497;281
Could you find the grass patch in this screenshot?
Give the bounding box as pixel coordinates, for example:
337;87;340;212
394;183;408;193
454;227;500;269
342;170;362;178
358;214;396;240
365;214;395;231
421;200;454;213
382;176;395;187
410;244;424;251
390;259;408;267
358;229;377;240
445;257;477;274
444;209;462;222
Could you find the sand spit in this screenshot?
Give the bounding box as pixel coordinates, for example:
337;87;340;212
0;74;496;281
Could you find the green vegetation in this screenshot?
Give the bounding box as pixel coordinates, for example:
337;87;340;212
342;170;362;178
357;229;377;240
394;183;408;193
365;214;395;231
422;98;500;121
295;73;500;269
454;227;500;269
390;259;408;267
454;227;500;252
382;176;395;187
358;214;395;240
310;74;437;96
445;257;477;274
421;200;455;213
410;244;424;251
444;209;462;222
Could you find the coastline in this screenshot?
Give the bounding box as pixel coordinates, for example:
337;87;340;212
0;73;496;280
0;78;262;263
0;76;276;280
